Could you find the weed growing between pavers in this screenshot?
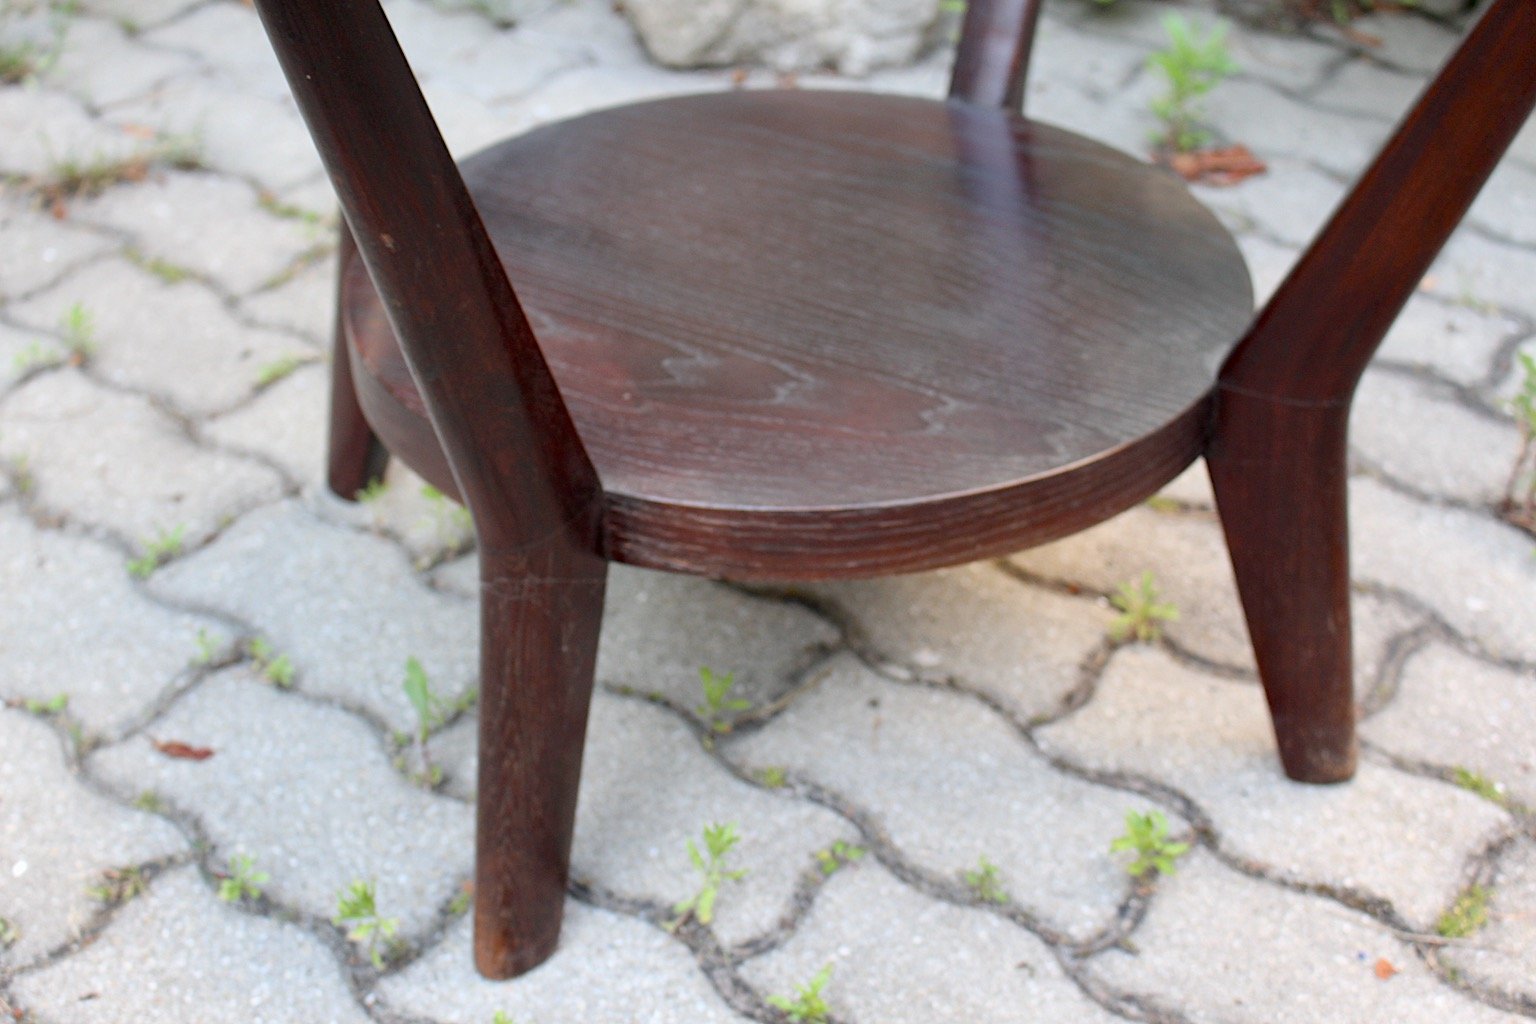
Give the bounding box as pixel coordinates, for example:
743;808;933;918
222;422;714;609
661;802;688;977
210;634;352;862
671;822;748;929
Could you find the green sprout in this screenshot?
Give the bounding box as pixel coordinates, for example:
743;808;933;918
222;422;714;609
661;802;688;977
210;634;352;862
127;524;184;579
89;865;147;906
767;963;834;1023
696;665;749;733
22;692;68;715
247;637;295;687
813;840;867;876
1148;14;1238;153
1503;351;1536;528
1108;571;1179;643
1436;884;1491;939
1110;810;1190;877
255;354;312;387
672;822;748;928
217;853;269;903
961;856;1009;904
334;879;399;968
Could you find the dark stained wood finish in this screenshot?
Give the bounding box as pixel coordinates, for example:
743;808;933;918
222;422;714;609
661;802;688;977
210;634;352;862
1208;0;1536;783
949;0;1043;111
251;0;1535;979
326;224;389;498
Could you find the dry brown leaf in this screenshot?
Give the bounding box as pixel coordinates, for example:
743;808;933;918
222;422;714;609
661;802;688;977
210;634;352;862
1374;957;1399;980
1164;144;1268;187
152;739;214;761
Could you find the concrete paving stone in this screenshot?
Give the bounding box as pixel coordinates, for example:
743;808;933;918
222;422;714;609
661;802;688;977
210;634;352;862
424;80;536;159
377;903;746;1024
1235;231;1300;306
1347;10;1462;74
269;172;340;220
6;259;311;417
1352;477;1536;663
1193;156;1346;248
1026;71;1160;158
1350;367;1514;506
1428;230;1536;322
1363;643;1536;811
1203;78;1391;176
1444;835;1536;1006
78;0;204;32
1511;113;1536;171
0;320;63;390
0;369;285;545
9;866;373;1024
1084;850;1526;1024
0;707;186;966
42;15;199;108
0;507;220;737
0;86;145;179
727;654;1144;941
238;253;337;345
1307;54;1427;122
1037;646;1510;931
324;461;478;566
0;197;116;301
381;0;511;80
203;361;328;486
1009;502;1429;684
1059;0;1195;49
433;706;856;948
106;76;326;190
72;171;321;296
741;860;1123;1024
569;693;855;948
1028;18;1150;96
515;0;656;66
422;27;587;104
1375;293;1521;388
89;669;474;937
1469;158;1536;249
148;499;479;735
1227;28;1345;92
804;563;1111;723
141;1;289;101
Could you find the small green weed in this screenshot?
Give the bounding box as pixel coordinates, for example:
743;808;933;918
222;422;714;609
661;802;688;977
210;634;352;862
0;915;17;949
59;301;94;360
1108;571;1179;643
247;637;295;687
767;963;834;1024
125;246;193;284
491;1014;517;1024
356;478;388;504
961;856;1009;904
127;524;183;578
217;853;269;903
1110;810;1189;877
1148;14;1238;153
256;191;325;226
334;879;400;968
89;865;147;906
400;657;473;786
755;765;788;788
192;627;222;665
672;822;748;928
1502;352;1536;531
133;790;164;812
696;665;748;733
1451;767;1508;807
814;840;866;876
35;134;202;205
447;883;473;917
1437;884;1491;939
256;354;313;387
22;692;68;715
11;340;62;374
419;484;474;555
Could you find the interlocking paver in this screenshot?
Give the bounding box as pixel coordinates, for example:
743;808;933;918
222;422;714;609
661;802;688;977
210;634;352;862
1363;642;1536;810
806;563;1110;722
42;15;198;108
1194;155;1346;247
203;362;328;485
378;903;747;1024
77;0;204;33
89;668;474;937
0;198;116;302
728;654;1147;941
238;256;336;345
0;320;62;391
1375;293;1521;388
1429;229;1536;321
1307;53;1428;121
1469;159;1536;247
0;87;143;179
1084;851;1525;1024
140;2;289;100
1443;835;1536;1008
1037;646;1510;930
1204;78;1391;175
6;259;311;417
740;860;1123;1024
147;499;478;734
0;707;185;966
9;867;373;1024
0;507;219;737
0;369;285;545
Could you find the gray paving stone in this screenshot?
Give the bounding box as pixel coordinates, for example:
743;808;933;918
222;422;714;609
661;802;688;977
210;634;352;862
1084;851;1525;1024
727;654;1143;941
571;693;854;947
0;507;219;737
78;0;203;32
1428;230;1536;322
377;904;745;1024
9;866;373;1024
6;259;311;417
1235;231;1300;306
0;198;116;302
514;0;656;65
324;462;477;566
72;172;320;296
1376;293;1521;387
141;2;289;101
1363;643;1536;811
1307;55;1427;122
1227;27;1344;92
239;254;337;345
0;369;285;546
1026;73;1160;158
148;499;478;735
203;361;328;486
107;77;327;190
0;707;185;966
0;86;143;179
41;15;198;108
805;563;1110;722
1347;10;1461;74
1352;477;1536;663
1028;18;1149;96
1037;646;1510;930
1194;156;1346;248
89;669;474;936
0;320;63;390
1469;158;1536;248
1351;368;1514;505
1444;835;1536;1007
1203;78;1390;176
741;860;1122;1024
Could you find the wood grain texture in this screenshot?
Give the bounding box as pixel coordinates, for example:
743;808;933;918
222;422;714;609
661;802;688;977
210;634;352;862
326;224;389;498
346;90;1252;577
949;0;1044;111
